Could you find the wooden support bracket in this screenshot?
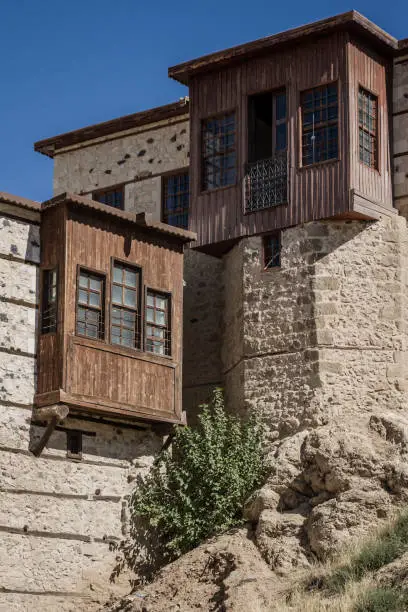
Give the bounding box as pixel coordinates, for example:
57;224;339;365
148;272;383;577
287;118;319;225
30;404;69;457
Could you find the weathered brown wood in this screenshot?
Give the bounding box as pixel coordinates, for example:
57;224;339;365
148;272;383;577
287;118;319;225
36;196;187;424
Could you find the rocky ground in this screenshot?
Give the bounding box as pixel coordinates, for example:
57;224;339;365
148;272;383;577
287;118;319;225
104;410;408;611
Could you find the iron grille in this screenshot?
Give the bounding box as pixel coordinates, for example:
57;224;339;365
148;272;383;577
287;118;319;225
244;154;288;213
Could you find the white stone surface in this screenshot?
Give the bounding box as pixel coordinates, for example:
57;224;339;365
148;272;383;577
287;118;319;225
0;300;37;354
0;257;38;305
0;216;40;264
0;351;35;405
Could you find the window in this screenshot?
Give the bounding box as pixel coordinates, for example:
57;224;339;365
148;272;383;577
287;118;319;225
111;262;141;348
301;83;338;166
263;233;281;269
162;172;189;229
66;431;82;460
93;186;124;210
359;87;378;169
248;90;287;163
202;112;236;190
76;269;105;340
41;268;57;333
145;291;171;356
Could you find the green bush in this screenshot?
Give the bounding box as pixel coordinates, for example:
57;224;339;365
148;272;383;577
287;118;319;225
112;389;266;582
355;587;408;612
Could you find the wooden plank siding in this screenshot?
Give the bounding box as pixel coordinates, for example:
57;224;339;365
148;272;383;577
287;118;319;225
36;200;185;424
189;32;395;251
347;36;393;208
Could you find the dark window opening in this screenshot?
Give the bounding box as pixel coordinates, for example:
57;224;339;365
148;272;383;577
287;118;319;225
76;269;105;340
162;172;189;229
359;87;378;169
93;187;124;210
41;268;58;334
248;90;287;163
145;291;171;356
263;233;281;269
301;83;338;166
202;113;236;190
66;431;82;459
111;262;141;349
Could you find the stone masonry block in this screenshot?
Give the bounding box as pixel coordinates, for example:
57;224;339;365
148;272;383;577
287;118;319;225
0;216;40;264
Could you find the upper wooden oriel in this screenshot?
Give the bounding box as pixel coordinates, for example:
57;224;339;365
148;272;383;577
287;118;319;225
169;11;399;254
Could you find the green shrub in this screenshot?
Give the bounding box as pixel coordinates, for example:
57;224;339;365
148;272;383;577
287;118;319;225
355;587;408;612
112;389;266;582
325;512;408;594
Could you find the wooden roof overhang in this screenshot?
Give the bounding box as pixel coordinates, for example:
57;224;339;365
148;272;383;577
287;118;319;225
41;192;197;244
34;99;190;158
168;11;398;85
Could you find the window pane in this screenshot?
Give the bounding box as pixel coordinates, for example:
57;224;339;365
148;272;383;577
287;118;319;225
146;307;154;322
113;266;122;283
78;289;88;304
89;292;100;307
202;113;236;190
156;310;166;325
146;294;154;307
276;123;287;151
124;288;136;307
79;274;88;288
156;296;167;310
275;93;286;120
89;277;101;291
112;285;122;304
125;269;137;287
301;84;338;166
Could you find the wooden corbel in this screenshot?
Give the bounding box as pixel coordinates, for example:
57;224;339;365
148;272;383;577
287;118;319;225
30;404;69;457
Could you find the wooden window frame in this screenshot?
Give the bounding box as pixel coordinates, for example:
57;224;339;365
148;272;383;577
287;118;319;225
75;267;106;342
110;259;142;350
93;185;125;210
145;289;171;357
201;111;237;192
162;171;190;229
40;267;58;334
358;86;379;171
263;232;281;270
300;82;339;167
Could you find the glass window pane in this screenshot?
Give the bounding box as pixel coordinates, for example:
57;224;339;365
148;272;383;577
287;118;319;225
156;311;166;325
156;296;167;310
112;285;122;304
146;307;154;322
276;124;287;151
275;93;286;120
124;289;136;307
78;289;88;304
124;269;137;287
90;277;101;291
146;294;154;307
87;325;98;339
79;274;88;288
89;292;100;307
113;266;122;283
77;322;85;335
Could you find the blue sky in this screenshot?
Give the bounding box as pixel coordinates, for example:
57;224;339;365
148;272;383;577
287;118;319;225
0;0;405;201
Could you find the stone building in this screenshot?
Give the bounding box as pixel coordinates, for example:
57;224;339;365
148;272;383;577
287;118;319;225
1;9;408;611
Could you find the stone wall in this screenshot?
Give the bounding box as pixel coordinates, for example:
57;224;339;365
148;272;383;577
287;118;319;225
223;215;408;441
53;114;190;220
0;200;162;611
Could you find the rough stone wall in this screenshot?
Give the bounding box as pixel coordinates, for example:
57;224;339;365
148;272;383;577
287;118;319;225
223;215;408;441
0;203;162;611
53;115;189;221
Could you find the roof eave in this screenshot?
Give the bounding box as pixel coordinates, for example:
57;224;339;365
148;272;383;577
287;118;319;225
168;11;398;85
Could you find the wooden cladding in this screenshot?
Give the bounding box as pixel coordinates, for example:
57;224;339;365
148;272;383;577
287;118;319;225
36;198;185;425
188;31;394;251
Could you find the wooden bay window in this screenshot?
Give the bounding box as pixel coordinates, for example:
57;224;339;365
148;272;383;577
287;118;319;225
111;261;141;348
145;291;171;356
76;269;105;340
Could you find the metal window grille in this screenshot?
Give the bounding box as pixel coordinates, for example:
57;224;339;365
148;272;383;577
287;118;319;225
145;291;171;356
76;270;105;340
162;172;189;229
202;113;236;190
301;83;338;166
359;87;378;169
41;268;58;333
245;154;288;212
111;262;141;349
263;233;281;269
93;187;124;210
